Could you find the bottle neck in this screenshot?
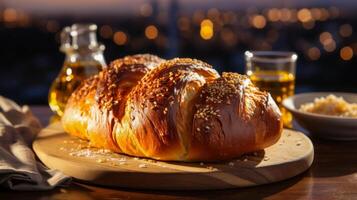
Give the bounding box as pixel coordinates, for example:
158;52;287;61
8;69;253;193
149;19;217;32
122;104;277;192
64;49;107;68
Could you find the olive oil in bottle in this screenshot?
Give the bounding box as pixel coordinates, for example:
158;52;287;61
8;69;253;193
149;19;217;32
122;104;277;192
48;24;106;116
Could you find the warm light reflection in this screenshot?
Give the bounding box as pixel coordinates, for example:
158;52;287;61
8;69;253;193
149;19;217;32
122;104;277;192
3;8;17;22
113;31;127;45
339;24;353;38
140;3;153;17
100;25;113;39
267;8;280;22
307;47;321;60
340;46;353;61
329;6;340;18
297;8;312;22
145;25;158;40
200;19;214;40
289;9;298;22
252;15;266;29
310;8;322;20
66;68;72;76
323;40;336;52
220;28;237;46
280;8;292;22
319;32;333;45
320;8;330;21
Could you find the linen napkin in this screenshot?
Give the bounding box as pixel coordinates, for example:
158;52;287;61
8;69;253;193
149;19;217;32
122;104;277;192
0;96;71;190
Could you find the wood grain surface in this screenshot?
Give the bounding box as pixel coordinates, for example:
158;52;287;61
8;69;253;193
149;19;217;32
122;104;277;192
1;106;356;200
32;121;313;190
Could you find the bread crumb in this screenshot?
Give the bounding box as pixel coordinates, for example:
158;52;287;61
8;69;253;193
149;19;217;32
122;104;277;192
139;164;148;168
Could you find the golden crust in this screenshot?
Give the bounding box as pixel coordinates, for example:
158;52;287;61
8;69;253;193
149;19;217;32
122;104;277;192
189;72;282;161
116;58;219;159
62;55;282;162
62;54;165;152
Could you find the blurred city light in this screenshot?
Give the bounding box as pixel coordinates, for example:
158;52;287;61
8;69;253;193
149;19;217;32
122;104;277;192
3;8;17;23
339;24;353;37
113;31;128;45
340;46;353;60
319;32;333;45
100;25;113;39
200;19;214;40
307;47;321;60
145;25;158;40
140;3;153;17
252;15;266;29
297;8;312;23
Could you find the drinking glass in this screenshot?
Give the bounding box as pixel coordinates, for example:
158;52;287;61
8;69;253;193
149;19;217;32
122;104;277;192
245;51;297;128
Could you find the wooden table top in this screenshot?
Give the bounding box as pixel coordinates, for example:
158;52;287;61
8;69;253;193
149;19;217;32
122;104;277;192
1;106;356;200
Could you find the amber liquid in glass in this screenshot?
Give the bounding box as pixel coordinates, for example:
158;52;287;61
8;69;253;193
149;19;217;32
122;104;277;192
249;70;295;128
48;61;102;116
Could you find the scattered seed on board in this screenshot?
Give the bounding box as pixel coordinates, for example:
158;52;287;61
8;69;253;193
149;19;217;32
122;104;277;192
200;162;204;166
139;164;148;168
228;162;234;166
60;189;67;193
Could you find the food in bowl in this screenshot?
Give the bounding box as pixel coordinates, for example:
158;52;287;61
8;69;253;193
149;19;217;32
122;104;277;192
299;94;357;118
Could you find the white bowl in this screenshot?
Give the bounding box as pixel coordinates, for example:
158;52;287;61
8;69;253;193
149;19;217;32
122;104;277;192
282;92;357;140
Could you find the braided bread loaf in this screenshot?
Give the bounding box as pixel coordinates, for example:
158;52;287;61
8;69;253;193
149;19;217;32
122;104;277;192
62;54;282;161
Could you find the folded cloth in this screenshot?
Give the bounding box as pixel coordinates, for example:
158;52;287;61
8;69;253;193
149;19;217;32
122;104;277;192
0;96;71;190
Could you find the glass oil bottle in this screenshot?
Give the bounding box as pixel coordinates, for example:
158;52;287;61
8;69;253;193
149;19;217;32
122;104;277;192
48;24;106;116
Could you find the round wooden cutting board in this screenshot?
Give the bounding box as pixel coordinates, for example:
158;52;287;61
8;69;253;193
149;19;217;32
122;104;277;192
33;122;314;190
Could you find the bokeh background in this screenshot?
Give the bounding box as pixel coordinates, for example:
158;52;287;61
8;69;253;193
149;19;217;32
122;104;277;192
0;0;356;104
